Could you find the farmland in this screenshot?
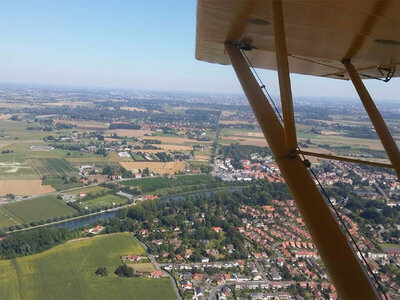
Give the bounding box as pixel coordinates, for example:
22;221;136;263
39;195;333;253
0;180;55;196
2;195;77;224
0;233;176;300
120;161;186;175
29;158;77;177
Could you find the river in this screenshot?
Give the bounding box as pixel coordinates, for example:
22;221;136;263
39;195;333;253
47;188;242;231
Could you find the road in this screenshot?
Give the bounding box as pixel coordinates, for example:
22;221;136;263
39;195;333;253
134;235;182;300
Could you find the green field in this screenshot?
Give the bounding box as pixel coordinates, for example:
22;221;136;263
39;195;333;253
0;233;176;300
2;195;77;224
381;243;400;249
69;185;109;196
29;158;77;177
42;177;83;191
188;160;209;168
132;153;145;161
0;207;23;229
83;194;127;206
122;175;214;190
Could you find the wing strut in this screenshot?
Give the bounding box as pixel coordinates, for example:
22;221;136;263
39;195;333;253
270;0;297;151
343;59;400;179
225;42;380;300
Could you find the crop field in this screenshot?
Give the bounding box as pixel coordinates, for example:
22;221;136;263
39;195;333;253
151;144;193;151
132;153;145;161
29;158;77;177
220;136;269;147
106;129;151;138
67;156;114;163
0;161;37;180
0;180;55;196
53;119;110;129
131;149;165;154
120;161;186;175
0;233;175;300
188;160;209;168
0;120;50;141
141;136;198;145
0;207;23;229
2;195;77;223
120;106;147;112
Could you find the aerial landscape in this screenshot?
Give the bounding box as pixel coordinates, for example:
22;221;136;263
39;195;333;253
0;84;399;299
1;0;400;299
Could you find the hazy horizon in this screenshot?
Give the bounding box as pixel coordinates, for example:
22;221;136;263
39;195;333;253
0;0;399;100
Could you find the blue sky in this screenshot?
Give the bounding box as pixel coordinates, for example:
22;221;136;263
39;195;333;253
0;0;399;100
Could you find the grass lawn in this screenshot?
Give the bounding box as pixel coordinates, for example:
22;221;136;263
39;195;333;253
0;207;23;229
68;185;109;196
83;194;127;206
0;233;176;300
121;174;215;191
132;153;145;161
380;243;400;249
128;262;156;273
188;160;209;168
2;195;77;223
42;177;83;191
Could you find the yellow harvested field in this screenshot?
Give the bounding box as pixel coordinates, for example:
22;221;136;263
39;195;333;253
321;131;341;136
152;144;193;151
67;157;109;163
141;136;201;144
247;132;264;137
194;155;209;160
0;114;11;120
44;101;92;107
220;120;256;125
231;131;263;137
0;180;55;196
120;161;186;175
107;129;152;138
120;106;147;112
131;149;166;154
221;110;235;117
53;119;109;129
0;141;12;149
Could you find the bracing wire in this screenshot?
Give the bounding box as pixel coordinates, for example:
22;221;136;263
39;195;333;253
240;49;389;300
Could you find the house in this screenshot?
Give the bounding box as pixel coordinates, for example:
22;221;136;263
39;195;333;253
211;226;222;233
85;225;103;234
185;249;192;258
193;273;203;281
150;270;163;278
139;229;149;236
126;255;141;262
175;254;184;261
181;281;192;290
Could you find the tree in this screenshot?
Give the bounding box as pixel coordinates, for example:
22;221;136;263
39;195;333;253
95;267;108;276
114;264;135;277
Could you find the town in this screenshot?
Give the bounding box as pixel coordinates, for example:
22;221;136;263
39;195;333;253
0;85;399;299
